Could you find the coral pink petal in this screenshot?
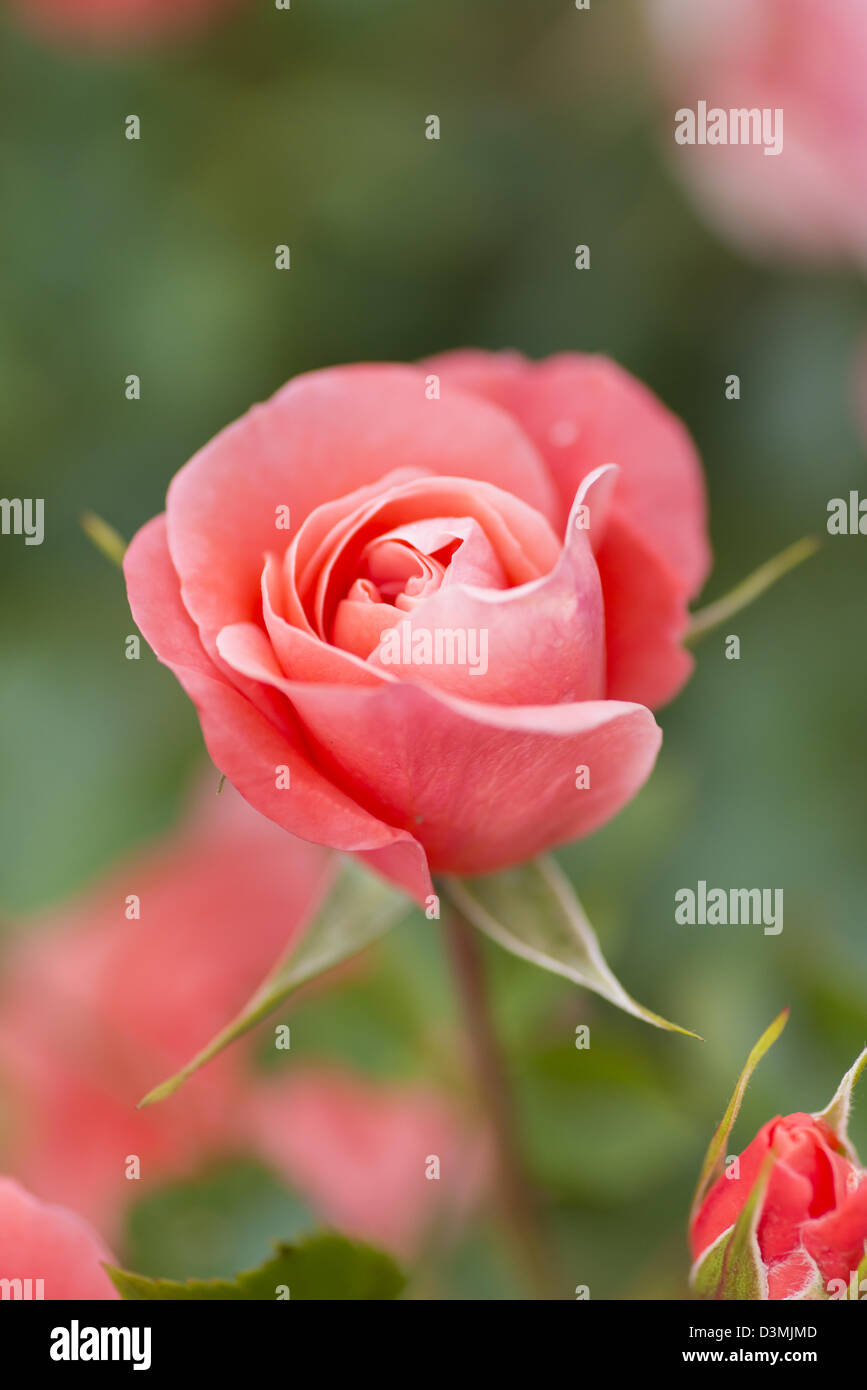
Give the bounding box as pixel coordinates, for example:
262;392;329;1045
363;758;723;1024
426;349;711;598
0;1177;119;1300
164;364;558;654
690;1120;775;1261
595;512;694;706
124;516;433;902
801;1177;867;1286
216;631;662;875
365;469;608;704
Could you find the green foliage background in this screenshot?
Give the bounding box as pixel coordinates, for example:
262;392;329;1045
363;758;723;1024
1;0;865;1298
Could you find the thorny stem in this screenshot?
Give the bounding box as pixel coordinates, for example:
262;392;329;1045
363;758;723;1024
443;907;561;1300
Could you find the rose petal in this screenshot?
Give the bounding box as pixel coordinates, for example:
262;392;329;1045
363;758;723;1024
365;467;608;704
165;364;558;655
0;1178;118;1300
425;349;710;598
125;516;433;902
215;626;661;877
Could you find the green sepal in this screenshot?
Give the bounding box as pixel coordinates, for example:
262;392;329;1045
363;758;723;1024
138;856;412;1107
691;1156;773;1300
442;857;699;1038
690;1009;788;1227
813;1045;867;1163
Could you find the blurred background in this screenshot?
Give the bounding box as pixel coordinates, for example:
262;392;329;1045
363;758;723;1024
1;0;865;1298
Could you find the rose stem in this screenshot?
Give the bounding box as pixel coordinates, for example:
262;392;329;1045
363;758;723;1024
442;907;561;1300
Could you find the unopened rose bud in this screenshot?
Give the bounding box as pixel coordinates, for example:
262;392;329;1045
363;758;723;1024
689;1011;867;1300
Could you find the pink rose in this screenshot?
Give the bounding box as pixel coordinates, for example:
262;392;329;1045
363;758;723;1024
0;781;333;1239
246;1066;490;1260
691;1113;867;1300
125;358;709;902
646;0;867;267
0;1177;118;1300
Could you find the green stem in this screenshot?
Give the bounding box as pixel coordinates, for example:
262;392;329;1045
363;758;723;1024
442;908;560;1300
686;535;820;645
80;511;128;568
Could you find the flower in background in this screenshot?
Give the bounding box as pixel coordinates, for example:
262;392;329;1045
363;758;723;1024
0;778;488;1261
246;1065;490;1260
124;357;709;902
646;0;867;269
0;1176;118;1299
8;0;239;46
0;779;333;1241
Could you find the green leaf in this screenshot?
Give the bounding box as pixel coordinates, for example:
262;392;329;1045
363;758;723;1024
441;857;699;1038
138;856;412;1107
686;536;819;645
691;1157;773;1300
106;1232;404;1301
814;1045;867;1162
690;1009;788;1226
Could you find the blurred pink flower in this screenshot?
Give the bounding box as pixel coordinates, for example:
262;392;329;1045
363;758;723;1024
646;0;867;268
0;780;333;1240
10;0;239;45
0;780;488;1262
0;1176;118;1299
246;1065;490;1260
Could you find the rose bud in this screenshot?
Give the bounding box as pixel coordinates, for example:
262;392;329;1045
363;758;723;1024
689;1010;867;1299
124;357;709;903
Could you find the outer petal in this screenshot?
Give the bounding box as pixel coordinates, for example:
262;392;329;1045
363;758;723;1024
595;513;693;707
217;623;662;876
164;364;558;656
801;1177;867;1287
0;1177;118;1300
690;1118;776;1261
426;350;710;707
124;515;433;902
424;349;710;597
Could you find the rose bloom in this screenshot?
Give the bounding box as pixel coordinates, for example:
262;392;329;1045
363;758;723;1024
646;0;867;268
0;780;333;1240
690;1112;867;1299
246;1066;490;1260
0;1177;118;1300
10;0;238;44
125;355;709;902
